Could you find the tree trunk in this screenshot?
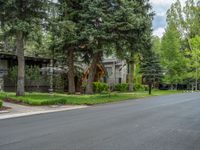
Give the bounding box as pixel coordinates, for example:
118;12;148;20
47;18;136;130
85;52;101;94
16;31;25;96
67;48;75;94
148;83;152;95
128;61;134;92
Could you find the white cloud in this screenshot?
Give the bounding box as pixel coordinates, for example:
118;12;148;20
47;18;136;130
153;27;165;38
150;0;173;6
150;0;186;6
156;12;166;17
151;0;186;37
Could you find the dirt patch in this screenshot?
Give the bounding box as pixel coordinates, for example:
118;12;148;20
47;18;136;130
0;106;11;111
3;98;23;104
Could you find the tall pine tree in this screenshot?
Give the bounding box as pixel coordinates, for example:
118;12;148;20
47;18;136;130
78;0;116;94
140;51;163;95
112;0;153;92
0;0;48;96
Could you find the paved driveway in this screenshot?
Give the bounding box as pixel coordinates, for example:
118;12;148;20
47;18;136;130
0;102;87;119
0;93;200;150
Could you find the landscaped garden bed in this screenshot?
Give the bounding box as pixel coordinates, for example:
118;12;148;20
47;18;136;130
0;90;182;106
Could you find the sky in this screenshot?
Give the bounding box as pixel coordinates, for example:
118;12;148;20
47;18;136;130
150;0;186;38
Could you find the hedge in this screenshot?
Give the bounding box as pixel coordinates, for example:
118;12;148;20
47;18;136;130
115;83;129;92
93;82;109;93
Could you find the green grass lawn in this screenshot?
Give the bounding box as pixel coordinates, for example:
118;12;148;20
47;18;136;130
0;90;183;106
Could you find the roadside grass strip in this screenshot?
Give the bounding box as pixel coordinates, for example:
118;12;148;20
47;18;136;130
0;90;183;106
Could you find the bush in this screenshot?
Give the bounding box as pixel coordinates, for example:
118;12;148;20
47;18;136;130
93;82;109;93
133;84;148;91
0;100;2;108
24;98;66;106
54;75;65;92
115;83;129;92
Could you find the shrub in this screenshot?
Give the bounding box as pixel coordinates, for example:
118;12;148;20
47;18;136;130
133;84;148;91
93;82;109;93
54;75;65;92
24;98;66;106
0;100;2;108
115;83;129;92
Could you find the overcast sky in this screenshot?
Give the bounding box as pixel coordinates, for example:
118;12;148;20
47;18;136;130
150;0;186;37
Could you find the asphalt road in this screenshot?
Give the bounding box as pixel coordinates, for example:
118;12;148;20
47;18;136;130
0;93;200;150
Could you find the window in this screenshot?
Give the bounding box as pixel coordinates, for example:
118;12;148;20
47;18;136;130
106;67;113;77
119;78;122;84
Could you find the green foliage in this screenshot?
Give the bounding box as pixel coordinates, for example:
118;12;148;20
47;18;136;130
0;0;49;54
163;0;200;89
140;51;163;85
133;57;146;91
0;90;182;106
25;66;41;83
184;36;200;80
152;36;161;55
53;75;65;93
133;84;148;91
0;0;48;35
110;0;153;91
0;100;2;108
51;0;154;94
93;82;109;93
113;0;153;61
0;0;50;95
7;65;42;85
140;50;163;95
167;0;200;46
7;66;18;84
160;22;186;84
115;84;129;92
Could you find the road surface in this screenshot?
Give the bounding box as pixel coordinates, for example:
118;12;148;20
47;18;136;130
0;93;200;150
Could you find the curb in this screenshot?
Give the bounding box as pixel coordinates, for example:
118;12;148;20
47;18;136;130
0;106;88;120
0;110;9;114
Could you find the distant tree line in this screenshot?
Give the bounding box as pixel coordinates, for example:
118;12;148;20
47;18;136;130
152;0;200;90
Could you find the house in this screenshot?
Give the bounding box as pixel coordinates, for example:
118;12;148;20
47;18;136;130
103;57;128;87
81;57;128;89
0;52;50;92
82;63;107;82
0;52;128;92
82;57;128;86
74;57;128;92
